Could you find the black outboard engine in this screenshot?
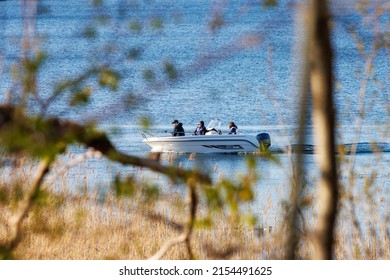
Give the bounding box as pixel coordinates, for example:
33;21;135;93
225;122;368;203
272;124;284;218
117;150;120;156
256;133;271;151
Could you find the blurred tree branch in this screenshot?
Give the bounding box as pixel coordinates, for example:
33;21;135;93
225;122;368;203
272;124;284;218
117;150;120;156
307;0;338;260
284;0;338;259
0;104;211;185
2;157;51;254
148;180;198;260
283;4;311;259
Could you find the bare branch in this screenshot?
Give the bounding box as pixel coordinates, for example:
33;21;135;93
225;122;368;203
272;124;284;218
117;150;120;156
283;3;311;260
44;149;102;188
148;180;198;260
4;157;51;252
147;233;188;260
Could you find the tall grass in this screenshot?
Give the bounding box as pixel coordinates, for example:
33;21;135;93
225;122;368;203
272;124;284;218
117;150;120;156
1;150;388;259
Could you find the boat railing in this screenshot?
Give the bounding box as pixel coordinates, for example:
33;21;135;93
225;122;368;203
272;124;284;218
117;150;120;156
141;131;155;140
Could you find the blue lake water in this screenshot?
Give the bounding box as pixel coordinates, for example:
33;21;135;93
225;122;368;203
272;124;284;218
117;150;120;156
0;0;389;225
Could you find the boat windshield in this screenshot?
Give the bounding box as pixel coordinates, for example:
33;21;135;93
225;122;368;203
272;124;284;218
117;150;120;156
207;119;221;130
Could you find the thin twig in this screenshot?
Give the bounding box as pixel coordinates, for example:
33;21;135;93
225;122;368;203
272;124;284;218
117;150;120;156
283;3;311;260
44;149;102;188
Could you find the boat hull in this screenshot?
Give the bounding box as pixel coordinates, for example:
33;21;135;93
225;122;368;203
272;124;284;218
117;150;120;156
142;135;261;153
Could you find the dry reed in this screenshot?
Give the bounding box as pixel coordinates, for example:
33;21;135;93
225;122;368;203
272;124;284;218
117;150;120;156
0;151;388;260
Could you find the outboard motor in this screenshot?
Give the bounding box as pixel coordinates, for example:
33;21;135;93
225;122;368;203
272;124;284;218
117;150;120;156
256;133;271;151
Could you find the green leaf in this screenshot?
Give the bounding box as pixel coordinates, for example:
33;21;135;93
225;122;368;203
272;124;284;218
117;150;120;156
139;117;151;130
143;69;155;81
113;175;137;198
92;0;103;7
126;48;142;60
195;217;213;228
246;156;256;170
164;61;178;80
241;214;257;226
262;0;278;7
70;86;92;106
150;18;163;29
99;68;120;91
97;15;110;25
143;184;159;202
129;20;142;32
83;26;97;38
21;51;47;94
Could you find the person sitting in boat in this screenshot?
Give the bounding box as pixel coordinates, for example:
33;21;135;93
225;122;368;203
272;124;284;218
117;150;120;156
228;121;238;134
171;120;185;136
193;120;218;135
193;121;207;135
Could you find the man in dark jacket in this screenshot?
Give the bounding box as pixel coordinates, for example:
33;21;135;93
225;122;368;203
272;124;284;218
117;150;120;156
171;120;185;136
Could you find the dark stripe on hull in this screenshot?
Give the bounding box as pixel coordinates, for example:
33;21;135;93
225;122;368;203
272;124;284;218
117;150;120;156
202;145;244;150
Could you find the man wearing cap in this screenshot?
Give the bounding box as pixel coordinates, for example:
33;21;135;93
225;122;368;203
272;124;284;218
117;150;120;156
171;120;185;136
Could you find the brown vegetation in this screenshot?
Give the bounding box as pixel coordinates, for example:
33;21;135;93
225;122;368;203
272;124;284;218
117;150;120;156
1;152;388;260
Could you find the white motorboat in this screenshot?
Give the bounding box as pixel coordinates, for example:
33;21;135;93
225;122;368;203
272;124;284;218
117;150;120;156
142;120;271;154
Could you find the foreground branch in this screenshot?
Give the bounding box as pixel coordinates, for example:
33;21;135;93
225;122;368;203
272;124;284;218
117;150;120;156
1;157;51;256
148;180;198;260
308;0;338;260
0;104;212;185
